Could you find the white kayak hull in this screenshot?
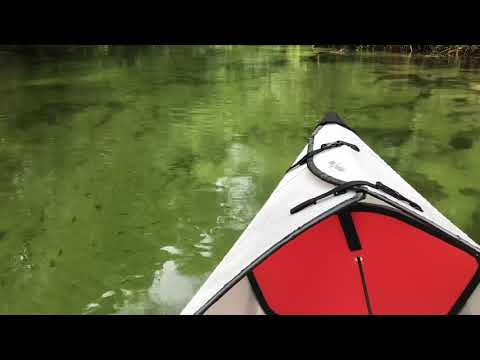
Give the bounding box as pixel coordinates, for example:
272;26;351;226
182;113;480;315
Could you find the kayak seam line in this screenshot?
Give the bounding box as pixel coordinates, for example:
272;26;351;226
356;256;373;315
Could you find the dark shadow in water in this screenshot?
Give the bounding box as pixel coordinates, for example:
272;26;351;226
376;73;425;82
168;151;199;174
417;89;433;100
93;101;126;128
133;126;155;140
459;188;480;197
354;98;420;112
270;58;289;67
8;100;126;131
0;151;22;192
375;73;468;90
9;103;93;130
0;231;6;241
461;185;480;240
171;73;225;86
247;124;276;146
356;127;414;148
22;83;71;93
107;45;150;67
403;171;447;202
449;135;474;150
420;76;468;88
466;206;480;241
448;129;480;150
94;115;114;129
352;88;430;117
447;111;478;121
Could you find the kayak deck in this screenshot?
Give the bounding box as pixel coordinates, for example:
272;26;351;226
182;113;480;315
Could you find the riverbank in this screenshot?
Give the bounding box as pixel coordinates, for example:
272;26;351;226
313;45;480;58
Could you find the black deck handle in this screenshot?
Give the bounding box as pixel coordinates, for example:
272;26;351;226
287;141;360;173
290;181;423;214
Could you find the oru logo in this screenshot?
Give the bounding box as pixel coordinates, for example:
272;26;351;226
327;160;345;172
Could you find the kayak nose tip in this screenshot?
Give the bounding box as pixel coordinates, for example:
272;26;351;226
317;112;356;134
319;112;347;127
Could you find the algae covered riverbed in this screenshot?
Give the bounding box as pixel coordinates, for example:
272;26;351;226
0;45;480;314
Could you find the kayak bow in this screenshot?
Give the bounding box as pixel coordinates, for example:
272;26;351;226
182;113;480;315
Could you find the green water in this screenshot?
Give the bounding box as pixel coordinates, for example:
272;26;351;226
1;45;480;314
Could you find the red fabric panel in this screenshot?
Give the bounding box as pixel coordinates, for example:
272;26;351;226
352;212;478;315
253;215;369;315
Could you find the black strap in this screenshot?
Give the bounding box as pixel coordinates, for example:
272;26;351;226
287;141;360;173
339;211;362;251
290;180;423;214
374;182;423;212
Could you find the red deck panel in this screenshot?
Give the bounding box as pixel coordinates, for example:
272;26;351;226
352;211;478;315
252;209;478;315
253;215;369;315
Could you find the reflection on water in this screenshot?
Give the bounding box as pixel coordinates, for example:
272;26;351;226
0;45;480;314
148;261;203;310
110;260;207;315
